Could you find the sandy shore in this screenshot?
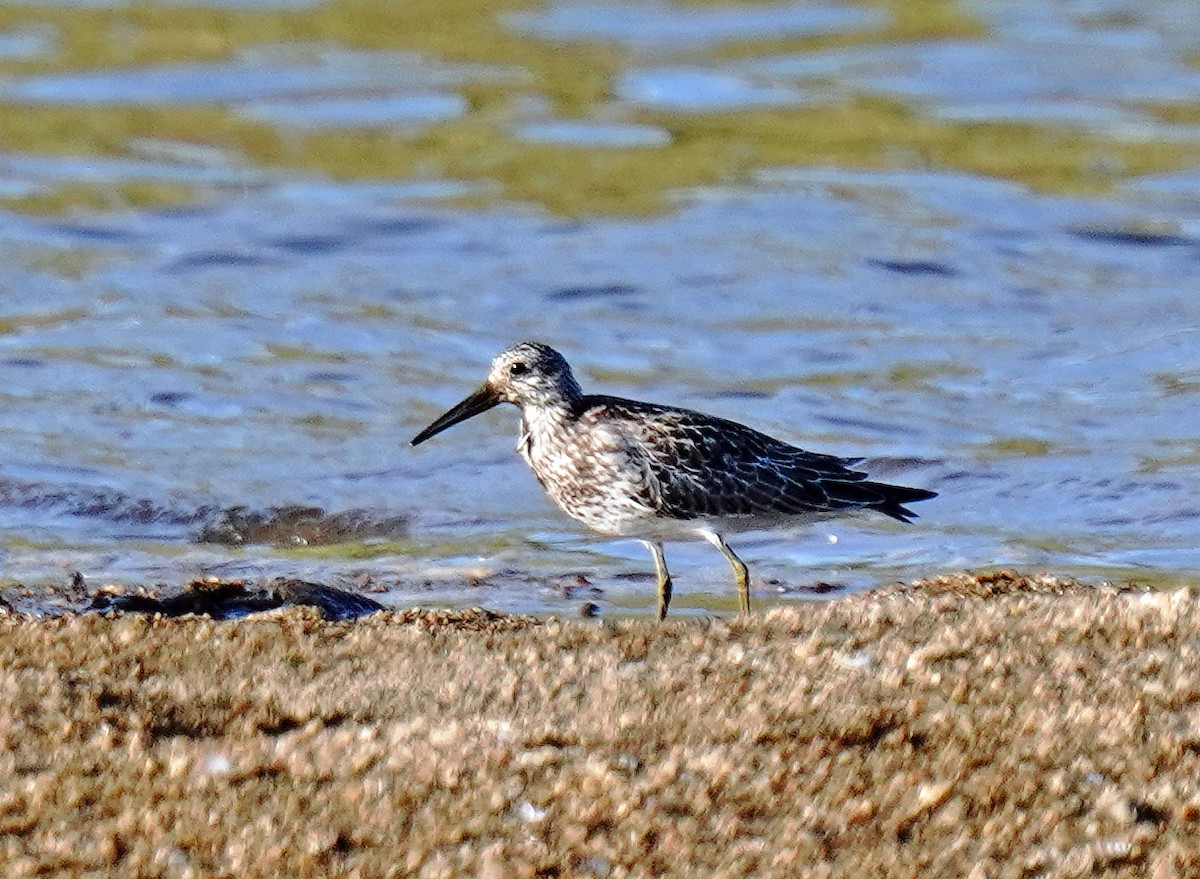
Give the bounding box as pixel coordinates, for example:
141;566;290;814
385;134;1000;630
2;571;1199;878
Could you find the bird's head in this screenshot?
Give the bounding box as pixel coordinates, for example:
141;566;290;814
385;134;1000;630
410;342;581;446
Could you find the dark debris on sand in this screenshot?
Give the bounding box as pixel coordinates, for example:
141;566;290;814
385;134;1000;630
88;578;386;621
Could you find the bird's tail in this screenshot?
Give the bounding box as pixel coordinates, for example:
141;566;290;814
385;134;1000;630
869;483;937;523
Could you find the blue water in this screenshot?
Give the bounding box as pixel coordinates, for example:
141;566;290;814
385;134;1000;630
0;0;1197;616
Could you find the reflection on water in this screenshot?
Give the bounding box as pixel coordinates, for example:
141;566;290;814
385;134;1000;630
1;0;1199;214
0;24;50;59
2;46;502;108
0;0;1197;614
503;1;881;50
615;67;807;112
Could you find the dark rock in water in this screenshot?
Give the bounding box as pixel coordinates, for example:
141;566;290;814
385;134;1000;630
89;579;385;621
89;580;278;618
271;579;387;621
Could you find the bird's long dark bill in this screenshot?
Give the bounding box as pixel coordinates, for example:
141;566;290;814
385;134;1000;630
410;385;500;446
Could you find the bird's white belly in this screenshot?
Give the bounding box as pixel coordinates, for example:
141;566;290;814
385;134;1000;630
609;510;836;542
521;421;658;536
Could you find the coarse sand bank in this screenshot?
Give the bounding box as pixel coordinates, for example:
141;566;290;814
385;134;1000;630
2;571;1199;878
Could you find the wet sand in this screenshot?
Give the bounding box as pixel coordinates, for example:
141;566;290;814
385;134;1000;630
2;571;1199;878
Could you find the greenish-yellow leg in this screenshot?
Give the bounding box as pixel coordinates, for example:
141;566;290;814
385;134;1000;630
701;531;751;615
642;540;673;620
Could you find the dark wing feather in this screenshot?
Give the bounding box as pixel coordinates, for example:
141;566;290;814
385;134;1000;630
585;397;935;522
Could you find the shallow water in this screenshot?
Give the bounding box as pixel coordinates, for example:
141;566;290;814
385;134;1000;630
0;0;1197;615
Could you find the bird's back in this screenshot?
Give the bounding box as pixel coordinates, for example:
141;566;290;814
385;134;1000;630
573;395;935;527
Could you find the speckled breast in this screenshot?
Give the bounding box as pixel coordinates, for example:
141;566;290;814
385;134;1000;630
518;414;657;536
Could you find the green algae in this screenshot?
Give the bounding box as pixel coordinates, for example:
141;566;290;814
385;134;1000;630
0;0;1198;216
887;360;979;390
978;437;1060;459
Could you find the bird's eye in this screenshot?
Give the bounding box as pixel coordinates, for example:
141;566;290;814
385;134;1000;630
509;362;529;376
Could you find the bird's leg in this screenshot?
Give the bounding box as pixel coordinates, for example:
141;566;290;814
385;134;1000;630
701;531;751;615
642;540;673;620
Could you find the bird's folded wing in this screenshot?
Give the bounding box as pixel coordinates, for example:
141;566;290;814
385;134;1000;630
623;409;878;519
